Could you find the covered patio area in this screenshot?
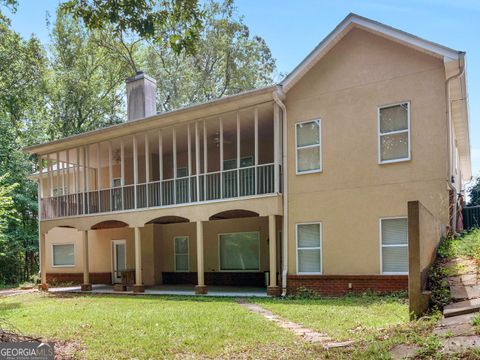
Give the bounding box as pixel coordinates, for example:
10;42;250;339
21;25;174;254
48;284;268;297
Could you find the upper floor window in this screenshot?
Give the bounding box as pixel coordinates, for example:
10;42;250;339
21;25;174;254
378;102;410;164
296;119;322;174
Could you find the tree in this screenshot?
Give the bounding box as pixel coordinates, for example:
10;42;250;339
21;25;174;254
46;9;131;138
138;0;276;111
61;0;203;55
467;177;480;206
0;4;48;284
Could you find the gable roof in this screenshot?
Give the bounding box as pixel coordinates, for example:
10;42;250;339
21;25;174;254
281;13;462;92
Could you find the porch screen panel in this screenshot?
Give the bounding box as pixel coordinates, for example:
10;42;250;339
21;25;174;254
53;244;74;266
219;232;259;271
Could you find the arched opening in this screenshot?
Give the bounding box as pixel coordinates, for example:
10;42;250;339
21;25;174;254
209;209;259;221
91;220;129;230
146;216;190;225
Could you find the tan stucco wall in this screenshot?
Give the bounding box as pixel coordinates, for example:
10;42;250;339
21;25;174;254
45;217;276;285
45;225;155;285
285;28;449;275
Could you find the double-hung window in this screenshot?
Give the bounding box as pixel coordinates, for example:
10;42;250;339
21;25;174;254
296;223;322;274
174;236;189;272
380;218;408;274
52;244;75;267
378;102;410;163
296;120;322;174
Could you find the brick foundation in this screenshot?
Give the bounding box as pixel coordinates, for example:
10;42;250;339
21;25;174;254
46;272;112;285
162;272;265;287
195;285;208;294
287;275;408;296
267;286;282;297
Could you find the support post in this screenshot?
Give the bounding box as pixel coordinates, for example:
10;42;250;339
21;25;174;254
134;227;144;292
38;232;48;290
268;215;280;296
81;230;92;291
133;136;138;208
145;134;150;206
158;130;163;205
254;108;258;195
195;221;207;294
195;121;200;202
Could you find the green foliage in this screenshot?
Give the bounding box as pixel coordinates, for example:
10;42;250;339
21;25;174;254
467;176;480;206
472;313;480;327
61;0;203;55
139;0;276;111
438;229;480;261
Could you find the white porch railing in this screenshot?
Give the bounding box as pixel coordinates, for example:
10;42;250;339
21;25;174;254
40;163;279;220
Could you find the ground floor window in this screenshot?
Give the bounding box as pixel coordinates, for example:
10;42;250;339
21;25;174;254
219;232;260;271
174;236;189;272
296;223;322;274
52;244;74;266
381;217;408;274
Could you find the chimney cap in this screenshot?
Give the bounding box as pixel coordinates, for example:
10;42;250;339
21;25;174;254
126;70;157;84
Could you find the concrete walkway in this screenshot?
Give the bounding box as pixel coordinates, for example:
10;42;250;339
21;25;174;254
236;299;354;349
48;284;268;297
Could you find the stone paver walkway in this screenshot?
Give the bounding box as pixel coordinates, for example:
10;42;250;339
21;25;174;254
236;299;354;349
0;288;37;297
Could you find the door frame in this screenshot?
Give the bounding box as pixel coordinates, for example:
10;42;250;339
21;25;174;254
111;239;126;284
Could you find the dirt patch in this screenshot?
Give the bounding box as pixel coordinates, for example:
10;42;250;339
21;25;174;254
1;320;84;359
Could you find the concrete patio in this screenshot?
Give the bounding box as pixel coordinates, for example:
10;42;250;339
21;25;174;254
48;284;268;297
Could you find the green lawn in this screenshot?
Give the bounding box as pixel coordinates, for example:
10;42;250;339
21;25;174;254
0;292;412;359
254;293;409;340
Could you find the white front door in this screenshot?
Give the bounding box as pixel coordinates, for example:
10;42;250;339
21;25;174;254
112;240;126;283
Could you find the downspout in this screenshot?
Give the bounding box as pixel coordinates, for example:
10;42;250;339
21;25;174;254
445;52;465;235
273;88;288;296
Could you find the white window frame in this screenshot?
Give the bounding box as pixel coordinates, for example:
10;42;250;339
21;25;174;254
295;119;322;175
378;101;411;164
51;243;75;267
218;231;261;272
296;222;322;275
379;216;408;275
174;236;189;272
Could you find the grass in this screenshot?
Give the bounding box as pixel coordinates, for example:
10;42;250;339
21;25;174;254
0;292;453;359
254;292;409;341
0;293;319;359
437;228;480;261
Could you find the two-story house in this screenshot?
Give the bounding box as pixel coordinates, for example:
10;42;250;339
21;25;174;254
25;14;471;296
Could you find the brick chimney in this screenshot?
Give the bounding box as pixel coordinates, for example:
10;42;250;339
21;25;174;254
126;71;157;121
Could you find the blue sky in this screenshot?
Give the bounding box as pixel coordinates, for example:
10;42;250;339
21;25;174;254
6;0;480;176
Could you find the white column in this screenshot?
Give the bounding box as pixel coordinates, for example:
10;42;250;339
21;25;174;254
38;156;43;220
187;124;192;202
133;135;138;208
134;227;144;292
219;118;224;198
254;108;259;195
65;150;70;216
195;221;207;294
158;130;163;205
203;120;207;198
108;141;113;211
120;139;125;210
195;121;200;202
237;112;241;196
274;104;280;194
145;134;150;206
268;215;278;289
82;230;91;290
173;127;177;204
97;143;101;210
